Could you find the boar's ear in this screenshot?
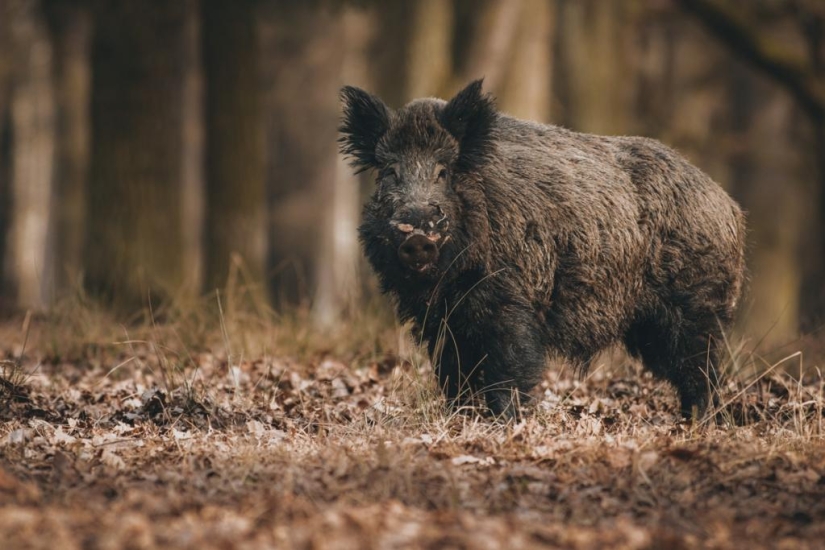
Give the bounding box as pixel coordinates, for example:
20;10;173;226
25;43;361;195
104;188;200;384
439;79;497;170
339;86;392;173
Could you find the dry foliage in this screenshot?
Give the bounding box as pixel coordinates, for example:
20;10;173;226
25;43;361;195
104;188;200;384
0;303;823;550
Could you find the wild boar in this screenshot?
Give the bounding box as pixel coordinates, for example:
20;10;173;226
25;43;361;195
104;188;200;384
339;79;745;420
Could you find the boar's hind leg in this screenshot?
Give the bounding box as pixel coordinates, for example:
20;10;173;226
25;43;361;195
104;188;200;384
625;313;721;419
477;307;547;420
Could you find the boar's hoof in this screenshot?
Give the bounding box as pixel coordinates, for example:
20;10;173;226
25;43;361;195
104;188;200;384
398;234;438;271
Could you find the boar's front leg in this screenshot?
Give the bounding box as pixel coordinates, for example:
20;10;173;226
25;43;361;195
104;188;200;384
429;330;482;409
472;305;547;420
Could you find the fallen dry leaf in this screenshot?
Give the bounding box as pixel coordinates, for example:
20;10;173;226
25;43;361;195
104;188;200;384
0;317;822;549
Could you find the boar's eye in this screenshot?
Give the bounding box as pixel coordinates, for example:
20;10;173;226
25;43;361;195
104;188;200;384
381;164;400;183
436;167;448;182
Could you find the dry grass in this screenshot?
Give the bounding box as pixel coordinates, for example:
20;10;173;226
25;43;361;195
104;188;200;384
0;298;824;549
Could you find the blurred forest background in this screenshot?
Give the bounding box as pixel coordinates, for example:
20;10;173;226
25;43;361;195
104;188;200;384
0;0;823;354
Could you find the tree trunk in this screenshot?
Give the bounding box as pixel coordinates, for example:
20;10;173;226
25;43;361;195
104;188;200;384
555;0;634;134
498;0;555;122
201;0;265;296
312;6;380;327
43;0;91;296
727;66;803;348
806;123;825;328
6;0;56;309
369;2;413;108
800;13;825;329
260;4;344;308
0;0;12;310
0;0;9;116
85;1;188;310
405;0;453;99
181;0;204;297
455;0;524;95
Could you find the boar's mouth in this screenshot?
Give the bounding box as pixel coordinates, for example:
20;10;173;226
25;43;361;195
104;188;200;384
396;229;446;273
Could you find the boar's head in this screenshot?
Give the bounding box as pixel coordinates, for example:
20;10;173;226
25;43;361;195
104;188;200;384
339;80;496;291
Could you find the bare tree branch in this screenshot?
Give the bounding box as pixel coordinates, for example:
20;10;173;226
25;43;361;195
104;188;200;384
676;0;825;123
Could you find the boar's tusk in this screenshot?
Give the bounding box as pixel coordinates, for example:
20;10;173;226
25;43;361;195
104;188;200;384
393;222;415;233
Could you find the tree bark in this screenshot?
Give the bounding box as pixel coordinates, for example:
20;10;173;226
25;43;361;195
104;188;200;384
85;1;188;310
201;0;266;296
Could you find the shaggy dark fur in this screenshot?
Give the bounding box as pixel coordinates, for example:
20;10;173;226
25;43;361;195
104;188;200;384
340;80;746;420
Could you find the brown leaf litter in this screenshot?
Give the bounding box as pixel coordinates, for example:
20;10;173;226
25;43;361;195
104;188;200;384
0;324;823;549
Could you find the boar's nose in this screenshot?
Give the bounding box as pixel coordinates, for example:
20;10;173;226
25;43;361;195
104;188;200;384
398;234;439;271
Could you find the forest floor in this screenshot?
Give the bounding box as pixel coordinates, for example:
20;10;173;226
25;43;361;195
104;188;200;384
0;306;824;550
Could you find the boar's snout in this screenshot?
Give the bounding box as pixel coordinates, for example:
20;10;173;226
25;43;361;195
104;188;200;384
398;234;439;272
